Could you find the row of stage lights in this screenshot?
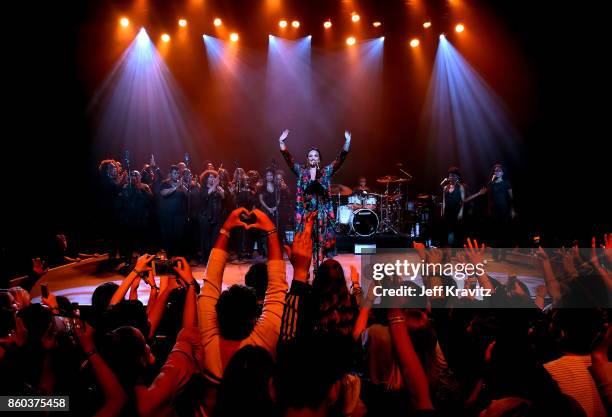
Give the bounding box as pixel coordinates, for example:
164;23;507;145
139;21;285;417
119;16;465;47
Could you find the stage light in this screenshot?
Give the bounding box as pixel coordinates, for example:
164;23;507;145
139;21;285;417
439;34;445;39
455;23;465;33
346;36;356;46
120;17;129;27
279;20;288;28
423;21;432;29
351;13;360;23
410;38;420;48
161;33;170;42
323;20;332;29
372;21;382;28
213;18;222;27
292;20;300;28
178;19;187;27
230;32;239;42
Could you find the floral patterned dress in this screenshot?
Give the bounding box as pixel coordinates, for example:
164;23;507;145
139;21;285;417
281;147;348;266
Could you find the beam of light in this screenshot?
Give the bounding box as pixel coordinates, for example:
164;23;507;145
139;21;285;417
203;35;267;162
346;36;356;46
89;28;201;167
120;17;129;27
214;18;222;27
178;19;187;27
265;35;313;142
279;20;287;28
311;37;384;138
323;20;332;29
455;23;465;33
422;36;520;185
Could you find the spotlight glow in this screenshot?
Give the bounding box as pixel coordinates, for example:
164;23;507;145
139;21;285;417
120;17;129;27
279;20;288;28
423;21;432;29
161;33;170;42
410;38;420;48
291;20;300;28
323;20;332;29
351;13;360;23
455;23;465;33
213;18;222;27
346;36;356;46
229;32;239;42
178;19;187;27
372;21;382;28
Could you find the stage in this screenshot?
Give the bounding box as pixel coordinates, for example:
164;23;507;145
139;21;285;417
28;251;546;306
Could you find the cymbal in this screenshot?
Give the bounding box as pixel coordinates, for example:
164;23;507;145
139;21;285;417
395;178;410;183
330;183;352;196
377;175;400;183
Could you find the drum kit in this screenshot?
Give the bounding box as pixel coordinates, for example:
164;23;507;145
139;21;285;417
332;174;411;237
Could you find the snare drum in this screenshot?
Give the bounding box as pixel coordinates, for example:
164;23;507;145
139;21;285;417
364;194;378;209
351;209;379;237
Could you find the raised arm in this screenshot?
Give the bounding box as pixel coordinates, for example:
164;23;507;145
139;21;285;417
75;323;128;417
244;209;288;352
173;257;198;329
197;208;249;343
279;212;315;344
328;130;351;176
110;254;154;306
388;309;434;411
279;129;300;176
536;247;562;305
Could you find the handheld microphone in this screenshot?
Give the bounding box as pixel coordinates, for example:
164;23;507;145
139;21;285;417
440;178;448;186
184;152;190;166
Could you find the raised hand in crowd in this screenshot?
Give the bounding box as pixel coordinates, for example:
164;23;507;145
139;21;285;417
284;211;315;282
75;322;128;417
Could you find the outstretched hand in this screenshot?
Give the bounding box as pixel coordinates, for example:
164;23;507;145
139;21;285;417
284;211;316;281
464;238;486;265
279;129;289;142
344;130;352;143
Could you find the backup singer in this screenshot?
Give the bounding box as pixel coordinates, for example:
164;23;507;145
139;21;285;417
280;129;351;267
258;167;287;243
441;166;465;247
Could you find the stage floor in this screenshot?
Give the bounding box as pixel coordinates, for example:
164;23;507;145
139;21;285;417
29;252;546;306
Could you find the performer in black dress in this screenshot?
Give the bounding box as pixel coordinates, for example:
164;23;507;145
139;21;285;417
441;167;465;247
484;163;516;258
199;170;225;263
258;167;287;244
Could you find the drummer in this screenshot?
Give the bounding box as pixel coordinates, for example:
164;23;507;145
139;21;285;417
353;176;371;194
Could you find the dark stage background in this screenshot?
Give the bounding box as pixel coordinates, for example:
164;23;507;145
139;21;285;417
2;0;609;280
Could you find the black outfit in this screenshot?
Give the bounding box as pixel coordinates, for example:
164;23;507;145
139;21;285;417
232;188;257;258
157;180;186;256
185;184;202;261
116;185;153;254
199;187;225;263
98;175;122;253
487;179;513;250
443;184;463;247
258;184;286;241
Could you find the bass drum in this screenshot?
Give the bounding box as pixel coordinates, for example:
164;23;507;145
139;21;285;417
351;209;379;237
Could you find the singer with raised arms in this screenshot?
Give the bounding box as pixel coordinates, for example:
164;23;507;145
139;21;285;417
279;129;351;270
